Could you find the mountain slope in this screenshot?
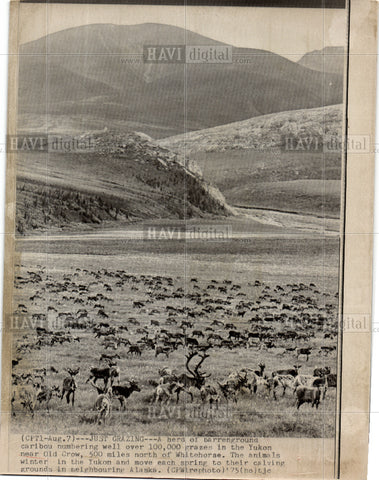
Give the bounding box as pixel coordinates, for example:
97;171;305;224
159;105;343;217
297;46;345;75
19;24;343;138
16;131;231;234
160;104;343;154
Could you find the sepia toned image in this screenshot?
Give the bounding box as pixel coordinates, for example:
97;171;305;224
0;0;376;478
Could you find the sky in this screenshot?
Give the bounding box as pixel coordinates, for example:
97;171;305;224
17;3;348;61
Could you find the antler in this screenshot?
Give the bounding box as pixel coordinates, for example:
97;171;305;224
185;351;198;378
192;351;210;378
66;367;80;376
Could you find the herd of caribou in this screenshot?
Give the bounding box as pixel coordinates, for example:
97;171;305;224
11;264;338;425
11;348;336;424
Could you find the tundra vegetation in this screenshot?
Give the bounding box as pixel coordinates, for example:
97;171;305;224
11;236;338;437
11;23;343;439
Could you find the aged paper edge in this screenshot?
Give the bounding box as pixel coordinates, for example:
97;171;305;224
338;0;377;479
0;1;377;478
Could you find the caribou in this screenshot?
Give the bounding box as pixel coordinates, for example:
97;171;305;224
61;367;80;406
86;365;120;388
176;349;211;390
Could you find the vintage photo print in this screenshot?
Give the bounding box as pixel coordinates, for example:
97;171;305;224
0;0;376;478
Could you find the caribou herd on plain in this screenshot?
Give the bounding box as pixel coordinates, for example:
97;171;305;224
11;349;336;424
10;265;338;425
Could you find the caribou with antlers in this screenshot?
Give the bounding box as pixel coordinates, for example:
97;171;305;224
176;349;211;390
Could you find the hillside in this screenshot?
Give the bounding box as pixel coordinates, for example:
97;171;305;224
160;104;343;155
19;24;343;138
297;46;345;75
15;131;231;234
160;105;343;217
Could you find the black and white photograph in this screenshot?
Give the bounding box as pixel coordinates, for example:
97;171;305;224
0;1;376;478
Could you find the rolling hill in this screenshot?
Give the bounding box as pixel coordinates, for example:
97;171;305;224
159;104;343;155
16;131;231;234
19;23;343;138
160;104;343;217
297;46;345;75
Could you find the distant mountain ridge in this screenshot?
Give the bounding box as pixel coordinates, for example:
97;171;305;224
19;23;344;138
297;46;345;75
